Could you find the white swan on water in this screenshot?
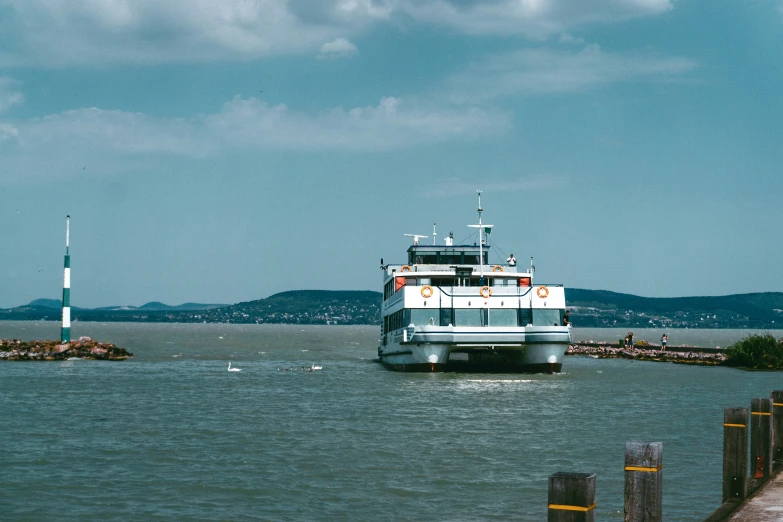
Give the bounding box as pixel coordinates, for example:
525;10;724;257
228;362;241;372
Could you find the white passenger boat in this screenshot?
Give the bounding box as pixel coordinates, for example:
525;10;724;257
378;193;571;373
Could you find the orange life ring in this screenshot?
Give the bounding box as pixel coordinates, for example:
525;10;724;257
480;286;492;298
421;285;433;298
492;265;504;272
401;265;411;273
537;285;549;298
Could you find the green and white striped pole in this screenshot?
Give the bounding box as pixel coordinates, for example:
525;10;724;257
61;215;71;343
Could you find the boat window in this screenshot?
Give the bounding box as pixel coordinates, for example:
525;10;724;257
532;309;562;326
414;254;438;264
454;309;485;326
439;252;462;264
489;309;517;326
386;309;404;331
440;308;453;326
432;278;452;287
408;309;435;326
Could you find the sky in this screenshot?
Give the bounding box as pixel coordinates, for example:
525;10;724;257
1;0;782;308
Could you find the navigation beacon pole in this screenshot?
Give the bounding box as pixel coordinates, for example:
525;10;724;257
61;215;71;344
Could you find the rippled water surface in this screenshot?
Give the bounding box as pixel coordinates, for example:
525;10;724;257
1;322;782;521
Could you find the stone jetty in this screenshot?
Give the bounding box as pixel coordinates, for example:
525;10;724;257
0;336;133;361
567;341;727;365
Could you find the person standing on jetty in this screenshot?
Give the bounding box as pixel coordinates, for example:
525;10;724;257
660;333;668;351
625;332;634;348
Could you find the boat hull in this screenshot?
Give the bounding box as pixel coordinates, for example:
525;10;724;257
378;326;570;374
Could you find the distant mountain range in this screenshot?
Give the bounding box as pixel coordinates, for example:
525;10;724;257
24;298;227;312
3;289;783;328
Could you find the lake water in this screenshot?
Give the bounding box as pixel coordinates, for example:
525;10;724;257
1;322;782;521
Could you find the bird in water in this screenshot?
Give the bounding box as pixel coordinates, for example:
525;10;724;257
228;362;241;372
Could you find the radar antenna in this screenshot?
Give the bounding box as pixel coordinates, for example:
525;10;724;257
404;233;428;245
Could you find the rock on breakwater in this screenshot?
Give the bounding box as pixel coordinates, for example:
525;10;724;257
0;336;133;361
567;342;727;365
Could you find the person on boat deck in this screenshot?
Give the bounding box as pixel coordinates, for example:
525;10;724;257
563;310;571;326
506;254;517;266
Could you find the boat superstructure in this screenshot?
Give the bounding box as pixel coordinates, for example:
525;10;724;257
378;193;571;373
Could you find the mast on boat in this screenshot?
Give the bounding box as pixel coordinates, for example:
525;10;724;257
468;190;492;278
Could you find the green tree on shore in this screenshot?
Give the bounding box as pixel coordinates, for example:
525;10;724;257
724;333;783;370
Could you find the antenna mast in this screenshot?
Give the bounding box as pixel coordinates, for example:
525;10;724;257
468;190;492;278
478;191;483;276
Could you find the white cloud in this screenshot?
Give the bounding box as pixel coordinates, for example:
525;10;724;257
317;37;358;59
0;95;510;181
443;44;696;103
559;33;585;45
0;0;380;66
0;0;673;66
0;77;24;113
397;0;673;37
0;123;20;141
424;176;566;198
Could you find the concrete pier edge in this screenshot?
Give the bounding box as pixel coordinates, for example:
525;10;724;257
703;463;783;521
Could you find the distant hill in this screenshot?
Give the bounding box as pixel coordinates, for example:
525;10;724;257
564;289;783;328
2;289;782;328
27;298;64;308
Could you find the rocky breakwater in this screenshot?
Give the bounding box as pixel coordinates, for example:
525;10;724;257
0;336;133;361
567;341;727;366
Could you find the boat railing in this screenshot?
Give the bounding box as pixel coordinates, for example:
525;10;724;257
387;264;523;274
436;286;533;298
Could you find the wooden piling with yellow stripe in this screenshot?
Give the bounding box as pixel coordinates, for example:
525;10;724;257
750;397;773;480
624;441;662;521
547;472;595;522
723;407;748;502
772;390;783;464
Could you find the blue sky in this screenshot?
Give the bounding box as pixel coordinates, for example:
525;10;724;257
1;0;782;308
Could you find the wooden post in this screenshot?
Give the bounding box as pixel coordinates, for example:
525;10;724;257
750;398;773;479
624;441;662;521
772;391;783;464
723;407;748;502
548;472;596;522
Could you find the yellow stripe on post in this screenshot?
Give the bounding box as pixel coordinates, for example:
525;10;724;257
724;423;746;428
771;403;783;407
751;412;772;416
625;465;662;472
548;502;597;512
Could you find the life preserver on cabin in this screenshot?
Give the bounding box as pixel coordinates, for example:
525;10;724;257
492;265;504;272
421;285;434;298
401;265;411;272
537;285;549;298
480;286;492;298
